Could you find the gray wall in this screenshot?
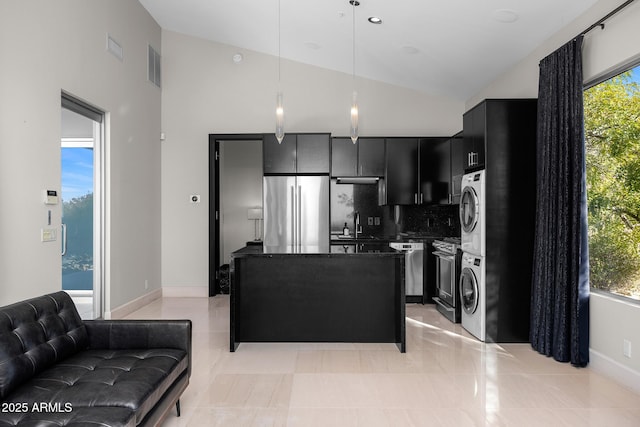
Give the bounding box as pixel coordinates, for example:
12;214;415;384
0;0;161;314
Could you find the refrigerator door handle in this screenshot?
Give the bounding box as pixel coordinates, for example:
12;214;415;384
298;185;302;251
290;185;296;249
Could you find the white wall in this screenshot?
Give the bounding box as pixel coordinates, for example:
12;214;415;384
220;140;263;265
160;30;464;293
0;0;161;312
467;0;640;388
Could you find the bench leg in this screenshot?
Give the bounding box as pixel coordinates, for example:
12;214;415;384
176;400;181;417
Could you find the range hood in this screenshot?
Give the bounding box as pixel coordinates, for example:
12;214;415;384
335;177;380;185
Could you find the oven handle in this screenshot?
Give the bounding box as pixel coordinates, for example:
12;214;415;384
432;251;455;261
433;297;455;312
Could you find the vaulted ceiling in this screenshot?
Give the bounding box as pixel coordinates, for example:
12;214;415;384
139;0;599;101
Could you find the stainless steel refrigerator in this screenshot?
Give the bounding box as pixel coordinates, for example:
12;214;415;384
263;176;329;253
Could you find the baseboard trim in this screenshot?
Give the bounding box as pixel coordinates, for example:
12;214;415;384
162;286;208;298
106;288;163;319
590;349;640;394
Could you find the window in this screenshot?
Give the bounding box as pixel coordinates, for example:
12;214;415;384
585;62;640;301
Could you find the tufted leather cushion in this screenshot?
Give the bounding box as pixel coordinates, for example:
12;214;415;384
2;348;188;425
0;292;88;399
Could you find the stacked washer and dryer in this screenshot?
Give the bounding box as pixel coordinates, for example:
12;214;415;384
457;99;538;343
459;170;487;341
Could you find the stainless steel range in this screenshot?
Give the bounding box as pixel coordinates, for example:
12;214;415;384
432;237;462;323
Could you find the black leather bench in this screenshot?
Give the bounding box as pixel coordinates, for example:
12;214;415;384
0;291;191;427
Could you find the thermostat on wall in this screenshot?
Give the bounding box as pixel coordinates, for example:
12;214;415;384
43;190;58;205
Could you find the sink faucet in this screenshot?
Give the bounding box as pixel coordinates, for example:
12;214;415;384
354;211;363;239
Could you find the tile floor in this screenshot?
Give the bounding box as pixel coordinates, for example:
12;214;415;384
124;296;640;426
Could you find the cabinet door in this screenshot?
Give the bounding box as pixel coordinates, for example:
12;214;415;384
263;133;296;174
297;133;330;173
331;137;357;177
385;138;419;205
419;138;450;204
358;138;385;176
462;102;486;171
450;132;464;203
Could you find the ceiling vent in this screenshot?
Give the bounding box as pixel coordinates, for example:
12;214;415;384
106;34;123;61
148;44;161;88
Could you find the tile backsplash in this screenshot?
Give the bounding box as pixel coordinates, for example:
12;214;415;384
330;179;460;238
399;203;460;237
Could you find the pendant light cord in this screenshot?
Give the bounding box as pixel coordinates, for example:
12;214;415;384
278;0;281;84
352;1;356;82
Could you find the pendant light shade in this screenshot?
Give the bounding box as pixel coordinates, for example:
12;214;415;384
276;91;284;143
350;91;359;144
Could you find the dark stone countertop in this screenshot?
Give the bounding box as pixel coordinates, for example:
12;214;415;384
232;244;402;257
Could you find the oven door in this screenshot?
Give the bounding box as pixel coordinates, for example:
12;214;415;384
433;250;456;307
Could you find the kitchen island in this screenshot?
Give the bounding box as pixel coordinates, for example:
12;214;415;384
230;244;405;352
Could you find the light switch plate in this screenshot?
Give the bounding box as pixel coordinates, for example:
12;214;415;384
41;228;57;242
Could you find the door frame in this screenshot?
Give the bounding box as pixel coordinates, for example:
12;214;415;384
209;134;264;297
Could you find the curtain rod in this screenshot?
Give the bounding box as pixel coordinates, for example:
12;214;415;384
578;0;636;38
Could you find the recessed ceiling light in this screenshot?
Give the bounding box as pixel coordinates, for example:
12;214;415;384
232;53;243;63
492;9;519;23
368;17;382;24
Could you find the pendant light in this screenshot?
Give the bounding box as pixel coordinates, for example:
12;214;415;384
275;0;285;143
349;0;359;144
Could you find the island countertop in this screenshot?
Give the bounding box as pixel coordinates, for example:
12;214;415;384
233;243;402;256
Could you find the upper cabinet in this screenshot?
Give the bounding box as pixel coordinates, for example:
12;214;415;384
297;134;330;173
331;137;385;177
263;134;296;174
263;133;330;174
419;137;450;204
450;132;464;204
462;102;486;171
384;138;420;205
358;138;385;176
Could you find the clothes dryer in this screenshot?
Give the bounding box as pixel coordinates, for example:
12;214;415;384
460;170;485;256
459;252;486;341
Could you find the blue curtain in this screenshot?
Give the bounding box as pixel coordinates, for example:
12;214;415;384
530;36;590;367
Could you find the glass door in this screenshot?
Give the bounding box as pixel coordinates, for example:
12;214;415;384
61;99;103;319
459;267;479;315
460;186;479;233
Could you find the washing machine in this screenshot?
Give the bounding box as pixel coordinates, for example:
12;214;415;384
459;252;486;341
460;170;485;256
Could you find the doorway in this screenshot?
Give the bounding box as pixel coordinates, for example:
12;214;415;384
209;135;263;296
61;94;104;319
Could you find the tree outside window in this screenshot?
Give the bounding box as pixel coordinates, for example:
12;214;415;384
585;64;640;300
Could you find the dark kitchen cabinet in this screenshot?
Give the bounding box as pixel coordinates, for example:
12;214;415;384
263;133;330;174
331;138;357;176
331;137;385;177
384;138;419;205
419;137;450;204
358;138;385;176
450;132;464;203
263;133;297;174
462;102;486;171
297;133;330;173
467;98;538;342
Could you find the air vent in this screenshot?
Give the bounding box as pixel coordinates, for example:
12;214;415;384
148;45;161;88
106;34;123;61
